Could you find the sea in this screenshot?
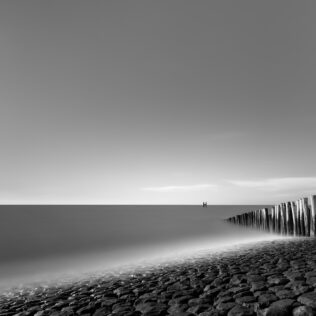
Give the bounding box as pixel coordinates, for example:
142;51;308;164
0;205;282;293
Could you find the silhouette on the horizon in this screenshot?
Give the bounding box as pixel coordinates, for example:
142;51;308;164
202;202;207;207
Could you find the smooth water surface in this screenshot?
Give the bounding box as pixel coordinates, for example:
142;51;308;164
0;205;278;290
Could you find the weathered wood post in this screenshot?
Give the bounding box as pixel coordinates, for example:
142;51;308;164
260;209;264;230
302;197;310;236
226;194;316;237
297;199;304;236
264;208;269;231
291;201;298;236
281;203;287;235
275;205;280;234
271;206;276;233
286;202;294;235
310;195;316;236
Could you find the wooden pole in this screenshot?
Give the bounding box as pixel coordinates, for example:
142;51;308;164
302;197;310;236
290;201;298;236
310;195;316;237
286;202;294;235
271;207;275;233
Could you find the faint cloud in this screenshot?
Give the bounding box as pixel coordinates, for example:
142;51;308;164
228;177;316;193
142;184;218;192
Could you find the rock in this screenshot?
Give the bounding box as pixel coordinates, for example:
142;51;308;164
76;306;95;315
214;296;234;305
167;303;189;314
100;297;118;307
187;298;209;306
283;272;304;282
267;275;289;286
186;304;210;314
211;278;224;287
33;312;46;316
275;289;296;299
230;275;247;285
60;307;75;316
246;275;265;283
304;271;316;279
169;313;195;316
216;302;237;312
287;281;311;295
92;308;110;316
230;286;251;294
198;311;221;316
227;305;255;316
233;291;253;299
292;305;314;316
298;292;316;308
264;299;295;316
257;293;277;307
135;302;166;315
111;304;133;314
235;295;256;305
305;277;316;286
250;282;267;292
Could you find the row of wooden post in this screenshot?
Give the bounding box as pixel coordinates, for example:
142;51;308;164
226;195;316;236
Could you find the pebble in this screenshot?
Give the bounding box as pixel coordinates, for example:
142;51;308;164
2;239;316;315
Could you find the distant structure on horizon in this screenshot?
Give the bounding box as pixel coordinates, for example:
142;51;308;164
226;195;316;237
202;202;207;207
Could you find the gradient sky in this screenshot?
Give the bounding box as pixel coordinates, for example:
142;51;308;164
1;1;316;204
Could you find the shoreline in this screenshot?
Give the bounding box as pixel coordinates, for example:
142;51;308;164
1;238;316;315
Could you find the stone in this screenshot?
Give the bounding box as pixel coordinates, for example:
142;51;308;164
227;305;255;316
306;277;316;286
186;304;210;314
215;301;236;312
76;306;95;315
267;275;289;285
235;295;256;305
298;292;316;308
264;299;295;316
231;275;247;285
214;296;234;305
275;289;296;299
92;308;110;316
292;305;314;316
135;302;166;314
250;282;267;292
283;272;304;281
167;303;189;314
257;293;277;307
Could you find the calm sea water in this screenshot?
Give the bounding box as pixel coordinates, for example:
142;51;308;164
0;205;279;291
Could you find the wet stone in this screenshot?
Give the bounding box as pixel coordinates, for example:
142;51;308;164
214;296;234;305
298;292;316;308
167;303;189;314
292;305;314;316
267;275;289;286
216;302;237;312
264;299;295;316
230;275;247;285
227;305;255;316
257;293;277;307
250;282;267;292
187;304;211;314
275;289;296;299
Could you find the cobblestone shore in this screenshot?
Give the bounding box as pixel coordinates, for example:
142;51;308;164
2;238;316;316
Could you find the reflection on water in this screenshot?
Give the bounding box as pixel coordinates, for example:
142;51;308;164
0;205;284;291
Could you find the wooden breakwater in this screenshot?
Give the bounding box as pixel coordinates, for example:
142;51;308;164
226;195;316;236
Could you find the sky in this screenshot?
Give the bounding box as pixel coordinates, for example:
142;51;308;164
1;0;316;204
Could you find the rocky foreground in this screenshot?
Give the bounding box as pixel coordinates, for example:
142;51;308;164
2;238;316;316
